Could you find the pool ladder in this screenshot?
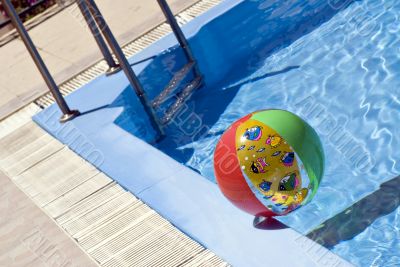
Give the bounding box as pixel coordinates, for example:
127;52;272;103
152;0;203;126
2;0;202;140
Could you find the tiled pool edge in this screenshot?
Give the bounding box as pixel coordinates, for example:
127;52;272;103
0;104;229;266
33;0;355;266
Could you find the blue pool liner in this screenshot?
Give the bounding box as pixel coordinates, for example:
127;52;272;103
33;0;356;266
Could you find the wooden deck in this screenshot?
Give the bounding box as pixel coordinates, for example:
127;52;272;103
0;104;229;266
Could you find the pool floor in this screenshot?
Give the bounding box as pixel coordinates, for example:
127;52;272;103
156;0;400;266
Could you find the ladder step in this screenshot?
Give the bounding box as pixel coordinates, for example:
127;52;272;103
161;76;202;125
152;61;195;108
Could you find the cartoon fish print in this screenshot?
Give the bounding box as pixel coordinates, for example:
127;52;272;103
266;135;282;148
250;157;270;173
258;180;272;192
256;147;265;153
281;152;295;167
237;145;245;151
308;182;314;190
293;188;309;204
243;126;262;141
263;194;273;199
272;151;281;156
278;172;299;191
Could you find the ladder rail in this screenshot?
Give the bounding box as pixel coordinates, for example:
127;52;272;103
84;0;164;139
153;0;204;127
3;0;204;140
156;0;201;78
1;0;79;123
76;0;120;75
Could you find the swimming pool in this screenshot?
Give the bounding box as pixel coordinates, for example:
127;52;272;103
35;0;399;266
153;0;400;265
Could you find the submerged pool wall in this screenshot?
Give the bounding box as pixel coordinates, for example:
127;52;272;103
141;0;356;90
131;0;357;143
33;0;356;266
116;0;357;148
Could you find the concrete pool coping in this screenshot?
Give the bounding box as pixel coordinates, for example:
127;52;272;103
33;0;354;266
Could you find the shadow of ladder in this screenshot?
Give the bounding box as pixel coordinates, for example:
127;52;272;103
307;175;400;248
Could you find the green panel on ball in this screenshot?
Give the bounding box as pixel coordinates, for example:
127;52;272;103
251;109;325;197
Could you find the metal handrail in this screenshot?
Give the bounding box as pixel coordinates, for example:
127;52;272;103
84;0;164;138
1;0;201;140
155;0;203;126
1;0;79;123
156;0;201;78
76;0;120;75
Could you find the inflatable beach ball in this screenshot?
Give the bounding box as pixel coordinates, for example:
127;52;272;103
214;110;324;217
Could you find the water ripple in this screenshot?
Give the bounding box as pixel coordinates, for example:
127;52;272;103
183;0;399;266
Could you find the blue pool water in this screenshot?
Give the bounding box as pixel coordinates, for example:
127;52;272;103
151;0;400;266
33;0;399;266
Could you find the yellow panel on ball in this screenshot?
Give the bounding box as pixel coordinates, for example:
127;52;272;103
235;119;310;215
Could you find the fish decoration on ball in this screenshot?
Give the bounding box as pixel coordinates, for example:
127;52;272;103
214;110;324;217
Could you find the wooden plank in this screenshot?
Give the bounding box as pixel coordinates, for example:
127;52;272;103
0;104;40;140
0;136;63;177
13;147;97;192
56;183;124;225
44;173;113;218
0;121;46;161
61;192;139;236
77;204;155;248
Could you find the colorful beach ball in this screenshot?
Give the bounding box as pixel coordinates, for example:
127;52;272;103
213;110;324;217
